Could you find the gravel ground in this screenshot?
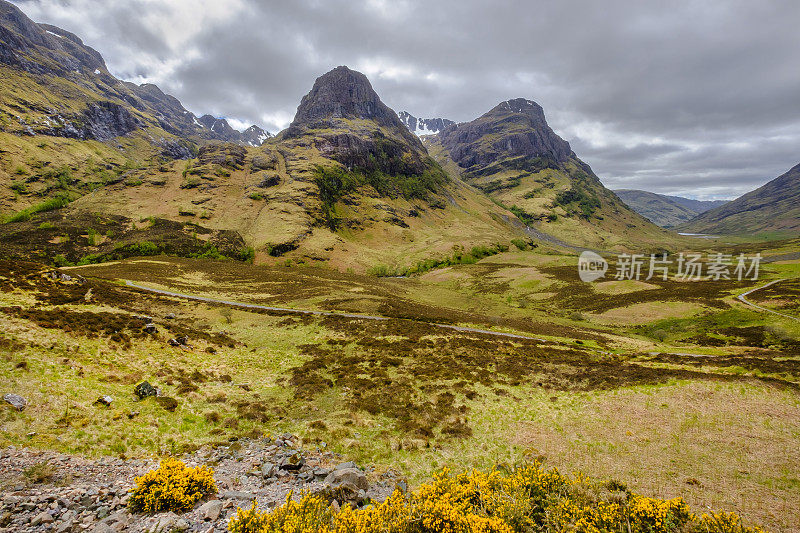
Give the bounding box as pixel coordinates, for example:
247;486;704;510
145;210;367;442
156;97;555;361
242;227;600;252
0;435;400;532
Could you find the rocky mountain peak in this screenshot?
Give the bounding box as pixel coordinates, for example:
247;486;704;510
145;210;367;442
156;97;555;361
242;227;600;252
241;124;272;147
282;66;435;178
285;66;416;143
493;98;545;118
439;97;573;169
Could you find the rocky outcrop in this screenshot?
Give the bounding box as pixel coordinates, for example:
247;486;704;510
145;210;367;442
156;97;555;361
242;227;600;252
3;393;26;411
80;101;141;141
197;143;247;169
438;98;574;172
0;436;400;532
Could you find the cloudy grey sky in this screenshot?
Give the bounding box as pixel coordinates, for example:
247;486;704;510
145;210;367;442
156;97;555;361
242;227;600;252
12;0;800;200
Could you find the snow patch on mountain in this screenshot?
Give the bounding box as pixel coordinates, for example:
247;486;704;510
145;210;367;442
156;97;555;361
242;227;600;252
398;111;455;136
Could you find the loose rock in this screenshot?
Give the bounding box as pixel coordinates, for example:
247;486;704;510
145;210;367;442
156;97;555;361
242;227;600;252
3;393;27;411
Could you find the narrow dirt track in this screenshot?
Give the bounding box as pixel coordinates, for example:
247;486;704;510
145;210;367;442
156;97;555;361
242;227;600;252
736;278;800;322
124;280;548;342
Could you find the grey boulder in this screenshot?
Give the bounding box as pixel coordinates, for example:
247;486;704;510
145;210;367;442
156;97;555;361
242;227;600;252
3;393;27;411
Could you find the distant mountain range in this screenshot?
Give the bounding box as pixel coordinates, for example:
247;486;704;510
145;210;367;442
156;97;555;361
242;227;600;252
678;163;800;236
614;190;727;227
196;115;271;147
398;111;454;136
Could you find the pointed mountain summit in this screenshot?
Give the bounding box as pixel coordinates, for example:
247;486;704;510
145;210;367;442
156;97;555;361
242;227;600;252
439;98;573;170
281;66;436;177
286;66;417;142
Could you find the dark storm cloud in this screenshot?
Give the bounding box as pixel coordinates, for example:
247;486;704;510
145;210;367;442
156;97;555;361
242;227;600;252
11;0;800;200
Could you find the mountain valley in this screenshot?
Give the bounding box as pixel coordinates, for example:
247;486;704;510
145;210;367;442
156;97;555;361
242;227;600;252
0;1;798;532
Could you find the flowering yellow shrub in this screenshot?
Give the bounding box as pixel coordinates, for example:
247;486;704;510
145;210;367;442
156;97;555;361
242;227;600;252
228;463;762;533
694;511;765;533
129;458;217;514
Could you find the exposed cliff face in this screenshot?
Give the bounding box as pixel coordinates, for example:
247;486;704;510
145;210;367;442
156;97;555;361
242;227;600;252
0;0;267;149
438;98;573;171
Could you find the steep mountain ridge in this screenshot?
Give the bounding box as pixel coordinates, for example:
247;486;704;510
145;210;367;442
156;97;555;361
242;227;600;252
0;0;683;270
0;0;267;145
679;162;800;236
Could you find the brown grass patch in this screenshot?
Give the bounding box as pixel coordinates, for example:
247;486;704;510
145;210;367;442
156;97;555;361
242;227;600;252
512;381;800;532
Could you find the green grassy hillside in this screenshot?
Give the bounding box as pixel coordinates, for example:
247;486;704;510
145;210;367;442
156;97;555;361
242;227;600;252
680;162;800;238
614;189;702;227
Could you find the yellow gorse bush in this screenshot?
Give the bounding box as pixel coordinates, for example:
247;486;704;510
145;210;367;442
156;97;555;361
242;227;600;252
228;462;765;533
694;511;765;533
129;457;217;514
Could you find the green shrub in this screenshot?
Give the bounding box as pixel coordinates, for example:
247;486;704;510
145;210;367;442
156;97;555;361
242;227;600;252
234;247;255;263
120;241;160;257
4;194;73;223
510;205;538;225
511;238;529;251
42;166;73;190
86;228;98;246
52;254;73;267
554;186;601;220
371;243;510;277
190;244;224;260
77;253;105;266
368;264;402;277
